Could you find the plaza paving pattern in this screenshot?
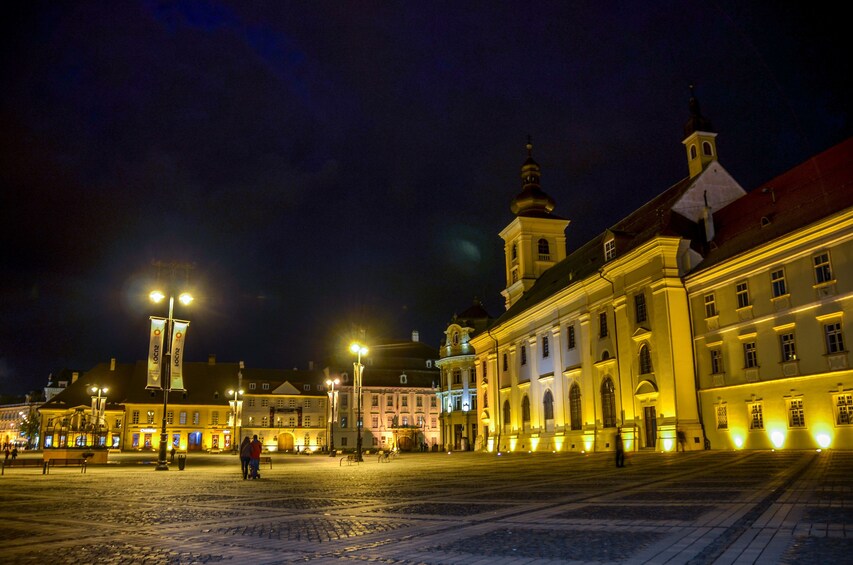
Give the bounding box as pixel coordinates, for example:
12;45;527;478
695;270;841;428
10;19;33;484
1;449;851;564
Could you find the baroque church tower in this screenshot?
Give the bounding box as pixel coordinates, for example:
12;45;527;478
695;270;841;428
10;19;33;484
499;140;570;309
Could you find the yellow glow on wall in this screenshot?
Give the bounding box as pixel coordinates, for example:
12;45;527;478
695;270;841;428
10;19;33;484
662;438;674;452
624;438;633;451
816;433;831;448
733;435;744;448
770;430;786;449
584;439;593;451
530;437;540;451
509;438;518;451
487;437;495;452
554;437;563;451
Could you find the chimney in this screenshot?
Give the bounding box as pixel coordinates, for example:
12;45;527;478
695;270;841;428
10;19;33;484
110;358;116;371
72;372;79;383
702;191;715;242
308;361;315;371
412;330;419;342
208;354;216;365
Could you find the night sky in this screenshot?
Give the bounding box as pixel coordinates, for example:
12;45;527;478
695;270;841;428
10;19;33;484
1;2;849;395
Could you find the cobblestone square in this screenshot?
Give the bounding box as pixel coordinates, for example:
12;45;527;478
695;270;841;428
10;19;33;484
1;450;851;564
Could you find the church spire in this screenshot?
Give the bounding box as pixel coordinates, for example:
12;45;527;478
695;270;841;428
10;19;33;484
510;137;557;216
681;84;719;179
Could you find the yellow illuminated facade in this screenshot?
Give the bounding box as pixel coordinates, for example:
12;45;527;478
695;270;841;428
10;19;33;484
686;137;853;450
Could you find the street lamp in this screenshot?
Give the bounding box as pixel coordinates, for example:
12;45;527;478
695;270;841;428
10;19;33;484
325;377;339;456
462;400;470;452
349;342;368;462
227;387;243;453
150;289;193;471
90;386;108;447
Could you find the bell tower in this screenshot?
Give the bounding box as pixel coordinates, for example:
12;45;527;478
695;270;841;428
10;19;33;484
682;85;719;179
499;139;569;310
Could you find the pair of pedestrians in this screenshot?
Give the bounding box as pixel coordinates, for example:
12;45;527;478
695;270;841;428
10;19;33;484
240;435;263;479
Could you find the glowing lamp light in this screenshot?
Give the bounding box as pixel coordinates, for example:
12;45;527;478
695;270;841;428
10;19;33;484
149;290;166;303
816;434;831;448
178;292;193;305
770;431;785;449
662;438;674;452
349;342;368;355
733;436;744;449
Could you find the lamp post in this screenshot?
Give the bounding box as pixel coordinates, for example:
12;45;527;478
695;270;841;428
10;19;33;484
227;388;243;453
349;342;368;462
462;400;470;452
150;289;193;471
90;386;108;447
325;377;339;456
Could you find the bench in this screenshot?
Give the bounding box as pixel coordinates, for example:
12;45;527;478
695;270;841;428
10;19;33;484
1;459;43;475
259;456;272;469
340;454;359;466
44;458;87;474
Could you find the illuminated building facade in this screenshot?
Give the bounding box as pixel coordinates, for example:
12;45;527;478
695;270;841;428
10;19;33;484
436;301;492;451
328;334;441;452
462;95;852;453
686;138;853;450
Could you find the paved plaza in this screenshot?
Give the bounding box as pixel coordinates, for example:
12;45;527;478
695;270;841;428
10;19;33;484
1;449;851;564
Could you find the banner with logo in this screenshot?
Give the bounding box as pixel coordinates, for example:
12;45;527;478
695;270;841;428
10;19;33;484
147;317;166;389
170;320;189;391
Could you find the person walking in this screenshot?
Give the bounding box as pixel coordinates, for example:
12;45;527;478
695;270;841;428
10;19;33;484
239;436;252;480
615;429;625;468
248;435;262;479
11;447;18;461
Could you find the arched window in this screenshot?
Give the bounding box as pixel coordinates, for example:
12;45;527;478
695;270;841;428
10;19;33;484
538;238;550;260
521;395;531;424
569;383;582;430
543;390;554;420
601;378;616;428
690;144;698;159
452;331;459;345
503;400;511;425
452;369;461;384
702;141;713;156
639;344;653;375
520;345;527;365
511;243;517;260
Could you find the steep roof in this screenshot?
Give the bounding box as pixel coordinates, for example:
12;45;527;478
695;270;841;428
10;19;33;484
693;137;853;271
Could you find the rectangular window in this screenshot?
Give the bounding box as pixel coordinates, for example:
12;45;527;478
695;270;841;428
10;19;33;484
132;410;139;424
469;366;476;383
749;403;764;430
814;252;833;284
372;395;379;407
387;417;394;428
166;411;174;425
179;411;187;424
262;383;270;390
401;396;408;407
836;394;853;425
341;395;348;408
704;293;717;318
416;396;423;407
736;281;750;309
211;411;219;425
825;322;845;354
482;360;487;379
542;335;549;358
503;353;508;371
453;369;461;384
248;398;255;407
261;416;268;427
780;332;797;362
716;405;728;429
387;396;394;407
341;436;348;446
744;342;758;368
635;293;647;323
599;312;608;338
372;416;378;428
249;383;256;390
340;416;348;428
430;397;437;408
788;398;805;428
289;398;297;408
146;410;155;424
261;398;269;407
710;349;723;374
604;239;615;261
771;269;787;298
304;399;311;408
431;417;437;428
520;346;527;365
304;416;311;427
276;399;284;408
192;412;200;425
567;325;576;349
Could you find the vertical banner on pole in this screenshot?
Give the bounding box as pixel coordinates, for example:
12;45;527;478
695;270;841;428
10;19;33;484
147;318;166;389
170;320;189;391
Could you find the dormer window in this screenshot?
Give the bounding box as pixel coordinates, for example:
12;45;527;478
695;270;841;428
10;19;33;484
249;383;256;390
538;238;550;260
400;374;407;384
604;239;615;261
262;383;270;390
690;144;698;159
303;384;310;391
702;141;713;156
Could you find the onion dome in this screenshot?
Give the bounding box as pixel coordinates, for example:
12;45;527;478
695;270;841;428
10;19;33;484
510;138;557;216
